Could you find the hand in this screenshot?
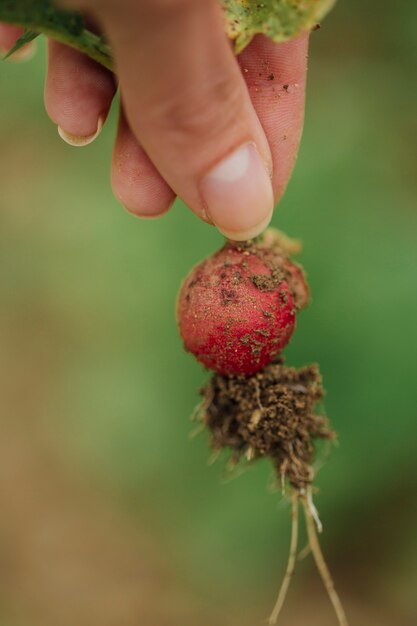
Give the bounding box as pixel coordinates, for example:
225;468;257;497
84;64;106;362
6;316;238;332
1;1;308;241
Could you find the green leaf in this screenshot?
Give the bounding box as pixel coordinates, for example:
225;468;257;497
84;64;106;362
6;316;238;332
0;0;114;70
3;29;39;59
0;0;336;69
222;0;336;53
0;0;85;35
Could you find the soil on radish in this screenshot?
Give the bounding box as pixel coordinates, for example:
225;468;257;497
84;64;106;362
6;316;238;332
196;359;349;625
177;230;309;376
199;359;335;490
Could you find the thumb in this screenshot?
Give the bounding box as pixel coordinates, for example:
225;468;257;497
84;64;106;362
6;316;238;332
97;0;274;240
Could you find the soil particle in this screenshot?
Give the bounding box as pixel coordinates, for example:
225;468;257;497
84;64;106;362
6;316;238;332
250;269;283;292
254;328;270;337
200;360;335;489
279;290;289;305
232;271;242;285
221;288;237;305
188;278;200;289
240;334;251;346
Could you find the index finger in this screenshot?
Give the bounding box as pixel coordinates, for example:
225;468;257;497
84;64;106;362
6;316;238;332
239;33;309;203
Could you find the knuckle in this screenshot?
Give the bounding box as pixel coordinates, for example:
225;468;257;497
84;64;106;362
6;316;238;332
144;75;244;148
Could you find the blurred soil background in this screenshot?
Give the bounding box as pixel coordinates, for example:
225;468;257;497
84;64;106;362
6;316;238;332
0;0;416;624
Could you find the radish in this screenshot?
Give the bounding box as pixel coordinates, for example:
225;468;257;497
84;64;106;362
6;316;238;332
177;229;349;626
177;229;309;376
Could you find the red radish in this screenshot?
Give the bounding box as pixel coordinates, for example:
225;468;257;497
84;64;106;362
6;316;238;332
177;229;348;626
177;230;309;376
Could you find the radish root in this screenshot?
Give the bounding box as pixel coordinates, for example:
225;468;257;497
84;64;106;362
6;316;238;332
269;488;349;626
268;492;299;625
302;489;349;626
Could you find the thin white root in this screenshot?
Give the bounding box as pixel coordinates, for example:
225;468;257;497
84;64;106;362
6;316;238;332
302;491;349;626
307;488;323;534
297;543;311;561
207;449;221;465
190;400;204;422
268;492;299;625
189;423;205;439
245;446;256;461
279;459;289;497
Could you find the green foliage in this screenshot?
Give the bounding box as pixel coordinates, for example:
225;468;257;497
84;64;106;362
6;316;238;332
3;28;39;59
0;0;113;69
0;0;85;34
223;0;336;52
0;0;336;67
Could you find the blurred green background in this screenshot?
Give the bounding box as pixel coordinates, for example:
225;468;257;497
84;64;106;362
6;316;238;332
0;1;416;625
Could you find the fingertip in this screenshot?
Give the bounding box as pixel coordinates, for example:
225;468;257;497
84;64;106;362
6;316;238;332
112;171;176;218
200;143;274;241
45;40;115;138
58;113;106;147
219;210;273;242
111;113;175;218
115;194;176;220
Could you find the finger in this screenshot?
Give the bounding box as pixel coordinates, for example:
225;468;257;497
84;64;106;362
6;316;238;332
239;34;309;202
97;0;274;241
0;23;36;61
45;39;116;146
111;107;175;218
0;23;23;49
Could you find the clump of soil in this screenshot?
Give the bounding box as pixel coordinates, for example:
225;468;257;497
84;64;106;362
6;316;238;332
198;361;349;626
200;359;335;490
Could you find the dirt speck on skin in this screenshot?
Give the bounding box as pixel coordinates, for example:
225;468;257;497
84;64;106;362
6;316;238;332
250;269;283;292
232;271;242;285
199;360;335;489
220;288;237;305
254;328;270;337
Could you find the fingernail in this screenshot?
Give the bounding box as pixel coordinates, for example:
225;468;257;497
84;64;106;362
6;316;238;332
58;114;105;147
200;143;274;241
4;41;37;63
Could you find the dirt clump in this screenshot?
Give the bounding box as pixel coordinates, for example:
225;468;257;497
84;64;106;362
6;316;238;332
200;359;335;490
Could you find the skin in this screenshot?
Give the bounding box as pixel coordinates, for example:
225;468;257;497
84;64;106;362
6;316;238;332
0;0;308;239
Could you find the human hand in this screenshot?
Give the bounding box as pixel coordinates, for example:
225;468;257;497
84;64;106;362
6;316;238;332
1;1;308;241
